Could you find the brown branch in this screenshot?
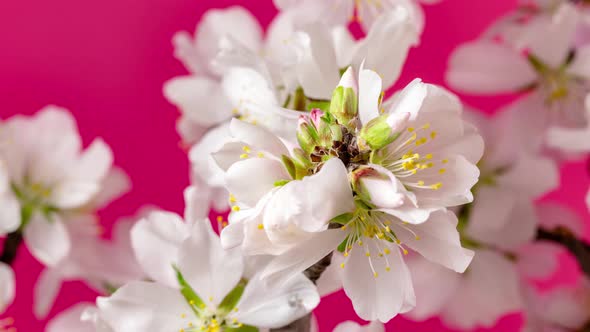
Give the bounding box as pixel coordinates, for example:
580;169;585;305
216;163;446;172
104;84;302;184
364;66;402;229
0;231;23;265
270;252;334;332
536;227;590;277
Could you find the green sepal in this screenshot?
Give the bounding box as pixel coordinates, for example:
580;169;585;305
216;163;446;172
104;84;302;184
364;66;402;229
274;179;291;187
281;155;297;179
329;86;358;129
527;54;547;73
337;236;350;253
359;114;400;150
307;100;331;112
217;279;247;316
331;212;354;225
173;265;206;318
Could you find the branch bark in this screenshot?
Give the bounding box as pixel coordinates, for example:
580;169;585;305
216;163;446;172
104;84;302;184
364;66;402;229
536;227;590;277
0;231;23;265
270;253;334;332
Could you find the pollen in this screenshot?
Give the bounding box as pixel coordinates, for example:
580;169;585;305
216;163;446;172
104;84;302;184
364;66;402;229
385;267;391;272
232;206;241;212
430;182;443;190
403;249;409;255
257;152;265;158
229;193;237;203
439;168;446;174
430;131;437;139
425;153;433;159
407;127;415;132
242;146;251;153
257;223;264;230
421;123;430;129
417;180;425;186
365;252;371;257
383;248;391;255
239;153;249;159
373;272;379;278
442;159;449;164
340;263;345;269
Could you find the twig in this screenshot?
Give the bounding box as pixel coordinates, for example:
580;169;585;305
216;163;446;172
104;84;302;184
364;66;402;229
0;232;23;265
536;227;590;277
270;253;334;332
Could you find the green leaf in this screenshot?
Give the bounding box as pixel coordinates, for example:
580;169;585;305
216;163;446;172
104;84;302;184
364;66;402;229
174;265;206;318
217;279;247;316
225;324;259;332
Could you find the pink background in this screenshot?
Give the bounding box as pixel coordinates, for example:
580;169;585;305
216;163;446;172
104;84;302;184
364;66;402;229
0;0;588;331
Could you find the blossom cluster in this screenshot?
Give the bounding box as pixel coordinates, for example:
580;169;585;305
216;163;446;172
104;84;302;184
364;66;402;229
1;0;590;332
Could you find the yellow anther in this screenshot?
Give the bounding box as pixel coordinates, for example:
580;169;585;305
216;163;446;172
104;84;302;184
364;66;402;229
239;153;249;159
373;272;379;278
430;131;437;139
358;240;364;246
341;225;347;230
232;108;239;114
425;153;433;159
181;313;187;318
427;162;434;168
385;266;391;272
257;223;264;230
217;216;223;222
257;152;265;158
403;249;409;255
232;206;240;212
407;127;415;132
422;123;430;129
384;248;391;255
242;146;251;153
340;263;345;269
365;252;371;257
344;252;349;257
439;168;446;174
385;226;391;233
430;182;443;190
209;296;214;302
229;194;237;203
415;235;421;240
189;300;195;305
442;159;449;164
417;180;425;186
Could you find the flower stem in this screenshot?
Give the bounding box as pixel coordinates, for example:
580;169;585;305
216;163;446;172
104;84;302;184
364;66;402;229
0;232;23;266
536;227;590;277
270;252;334;332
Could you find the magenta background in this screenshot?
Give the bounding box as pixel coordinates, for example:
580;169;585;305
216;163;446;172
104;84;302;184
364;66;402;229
0;0;588;331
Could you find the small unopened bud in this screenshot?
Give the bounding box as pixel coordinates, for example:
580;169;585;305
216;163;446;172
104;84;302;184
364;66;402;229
297;115;320;154
351;166;405;208
359;112;410;150
329;67;358;128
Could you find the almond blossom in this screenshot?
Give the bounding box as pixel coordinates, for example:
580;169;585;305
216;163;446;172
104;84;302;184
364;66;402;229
0;106;121;267
446;2;590;148
214;66;482;322
97;187;320;332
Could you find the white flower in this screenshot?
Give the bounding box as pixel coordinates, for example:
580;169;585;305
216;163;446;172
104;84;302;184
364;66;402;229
273;0;434;33
447;3;590;138
214;67;481;322
47;303;112;332
0;262;15;314
0;106;118;266
98;189;320;332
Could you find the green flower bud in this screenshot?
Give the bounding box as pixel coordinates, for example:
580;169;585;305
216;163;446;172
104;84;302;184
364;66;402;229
296;116;320;154
359;112;410;151
329;67;358;128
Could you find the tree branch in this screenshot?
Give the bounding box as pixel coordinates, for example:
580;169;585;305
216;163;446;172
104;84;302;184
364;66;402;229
536;227;590;277
270;253;334;332
0;232;23;265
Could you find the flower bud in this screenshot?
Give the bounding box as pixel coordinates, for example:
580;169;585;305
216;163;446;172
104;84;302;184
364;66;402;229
329;67;358;128
297;115;320;154
359;112;410;150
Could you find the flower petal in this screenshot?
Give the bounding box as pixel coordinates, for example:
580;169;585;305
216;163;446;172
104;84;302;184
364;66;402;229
24;213;71;266
34;267;63;318
226;158;290;207
0;262;15;313
46;303;99;332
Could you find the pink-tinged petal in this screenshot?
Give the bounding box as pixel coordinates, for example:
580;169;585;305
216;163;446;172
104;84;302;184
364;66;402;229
163;76;233;127
332;27;356;68
0;192;20;235
71;138;113;182
497;154;559;198
342;241;415;322
177;219;244;308
171;31;203;75
405;256;460;321
261;229;346;283
567;45;590;80
392;210;474;273
34;268;63;318
24;213;71;267
356;165;406;209
536;202;585;237
226;158;290;207
441;250;522;329
446;41;537;94
547;126;590;152
538;278;590;329
229;274;319;328
50;180;100;209
92;167;131;209
316;253;343;297
130;212;188;287
517;242;562;280
0;262;15;313
97;281;191;332
358;68;383;125
333;321;385;332
195;6;263;72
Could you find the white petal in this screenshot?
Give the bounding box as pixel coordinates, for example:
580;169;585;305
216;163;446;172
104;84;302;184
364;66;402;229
46;303;100;332
342;240;415;322
358;69;383;125
352;6;420;89
496;154;559;197
392;210;474;273
163;76;233;127
226;158;290;207
71;138;113;182
229;118;289;158
177;219;244;307
0;192;20;235
24;213;71;266
385;78;427;121
183;185;211;225
0;262;15;313
316;253;343;297
50;181;100;209
34;267;63;318
516;242;562;280
446;41;537;94
261;229;346;283
441;250;522;329
97;281;191;332
357;164;406;209
195;6;263;70
190;123;231;187
536;202;585;237
537;279;590;329
334;321;385;332
567;45;590;81
405;257;460;321
131;212;189;286
230;273;319;328
92;167;131;209
265;158;355;236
